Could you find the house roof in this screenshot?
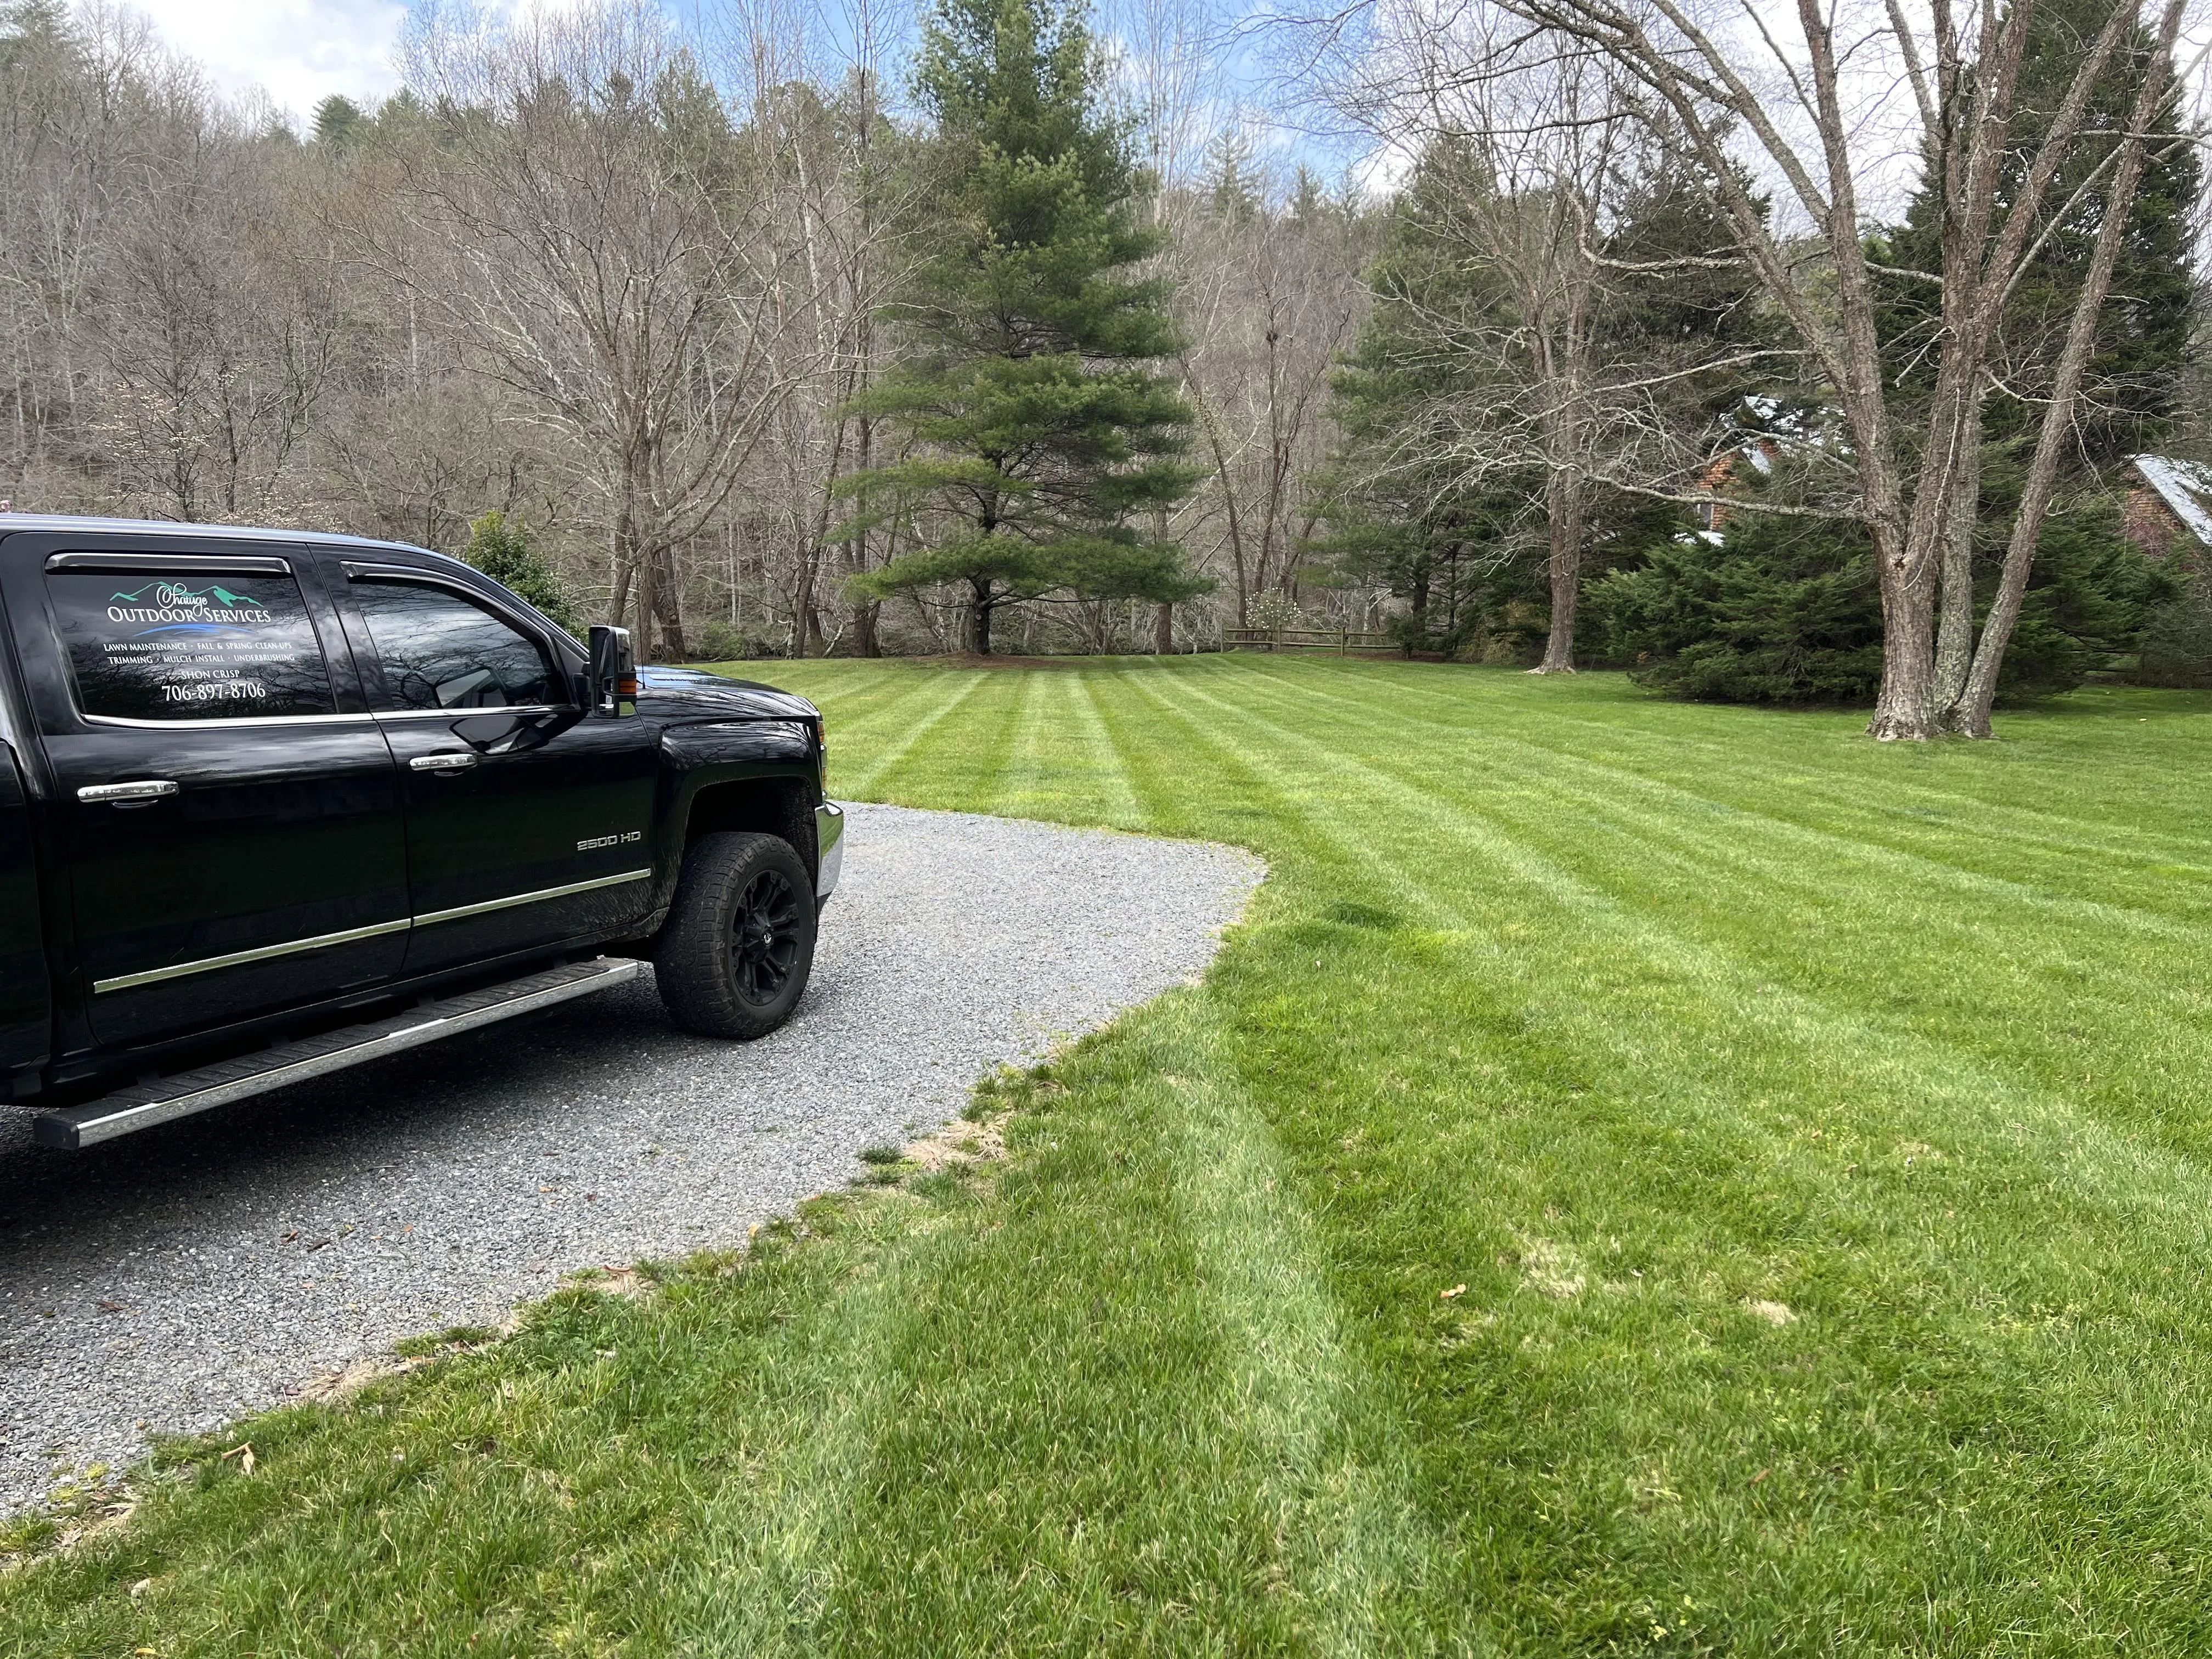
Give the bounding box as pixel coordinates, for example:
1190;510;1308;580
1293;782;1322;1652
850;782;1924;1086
2130;454;2212;546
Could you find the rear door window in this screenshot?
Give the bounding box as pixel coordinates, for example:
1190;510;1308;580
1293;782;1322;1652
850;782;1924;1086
352;579;561;711
46;567;336;721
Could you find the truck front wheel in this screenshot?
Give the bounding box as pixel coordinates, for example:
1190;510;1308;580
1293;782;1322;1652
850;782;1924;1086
655;832;818;1039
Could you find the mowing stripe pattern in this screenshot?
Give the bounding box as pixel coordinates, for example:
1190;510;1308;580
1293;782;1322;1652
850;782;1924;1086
14;657;2212;1656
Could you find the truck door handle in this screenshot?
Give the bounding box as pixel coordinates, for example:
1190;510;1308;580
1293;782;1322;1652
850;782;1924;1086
77;779;179;806
409;752;478;773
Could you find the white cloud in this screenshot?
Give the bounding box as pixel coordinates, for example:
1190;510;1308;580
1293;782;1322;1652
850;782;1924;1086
128;0;407;123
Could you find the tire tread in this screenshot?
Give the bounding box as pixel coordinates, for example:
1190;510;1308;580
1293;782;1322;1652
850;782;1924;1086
655;831;816;1039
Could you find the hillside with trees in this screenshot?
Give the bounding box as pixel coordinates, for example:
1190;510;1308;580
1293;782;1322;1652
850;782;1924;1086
0;0;2199;729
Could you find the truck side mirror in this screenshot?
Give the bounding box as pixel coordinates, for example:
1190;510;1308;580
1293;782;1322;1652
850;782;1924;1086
589;625;638;717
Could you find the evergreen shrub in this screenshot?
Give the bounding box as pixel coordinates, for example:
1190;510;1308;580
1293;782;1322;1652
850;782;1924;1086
1593;494;2170;706
1593;512;1884;704
460;510;580;636
2137;579;2212;686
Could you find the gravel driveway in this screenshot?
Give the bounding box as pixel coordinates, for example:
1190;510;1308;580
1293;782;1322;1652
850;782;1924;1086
0;804;1262;1513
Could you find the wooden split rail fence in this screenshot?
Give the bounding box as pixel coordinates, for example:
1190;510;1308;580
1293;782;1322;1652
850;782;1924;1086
1223;627;1400;656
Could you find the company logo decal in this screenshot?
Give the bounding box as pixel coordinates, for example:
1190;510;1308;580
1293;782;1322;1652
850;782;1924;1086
106;583;274;633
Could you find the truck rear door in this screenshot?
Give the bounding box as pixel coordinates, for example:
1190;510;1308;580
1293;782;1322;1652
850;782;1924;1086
2;538;410;1049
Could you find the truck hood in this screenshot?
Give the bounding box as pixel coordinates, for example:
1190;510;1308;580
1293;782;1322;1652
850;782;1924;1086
636;665;819;725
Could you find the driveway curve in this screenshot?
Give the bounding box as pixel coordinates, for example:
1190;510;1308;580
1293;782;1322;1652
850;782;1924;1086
0;804;1263;1513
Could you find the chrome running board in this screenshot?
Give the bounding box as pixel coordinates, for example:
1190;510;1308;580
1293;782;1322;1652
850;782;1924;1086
35;958;644;1149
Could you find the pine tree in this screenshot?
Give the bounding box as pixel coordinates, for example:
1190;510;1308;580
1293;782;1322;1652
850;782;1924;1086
841;0;1204;654
1202;125;1263;223
1589;462;2171;704
0;0;70;69
1306;151;1521;653
313;94;366;151
1312;134;1762;660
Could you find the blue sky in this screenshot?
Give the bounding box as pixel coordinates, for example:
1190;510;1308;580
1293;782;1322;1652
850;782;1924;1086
131;0;1361;193
136;0;1313;143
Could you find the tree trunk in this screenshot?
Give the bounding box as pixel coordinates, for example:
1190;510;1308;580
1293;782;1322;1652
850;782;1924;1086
630;527;659;661
1154;601;1173;654
848;413;882;658
1864;515;1938;739
653;544;689;662
966;578;992;654
1187;380;1251;628
1932;417;1982;725
1955;0;2180;737
1532;462;1584;673
1530;289;1589;676
609;555;635;632
792;591;814;659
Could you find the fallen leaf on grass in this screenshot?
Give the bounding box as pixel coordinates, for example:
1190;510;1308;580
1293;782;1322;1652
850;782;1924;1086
220;1443;255;1477
1439;1284;1467;1300
1751;1468;1771;1485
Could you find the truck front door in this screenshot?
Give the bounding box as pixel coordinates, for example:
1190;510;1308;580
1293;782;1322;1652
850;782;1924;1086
6;543;410;1049
333;562;658;977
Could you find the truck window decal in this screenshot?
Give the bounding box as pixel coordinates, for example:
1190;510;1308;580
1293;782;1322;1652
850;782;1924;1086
48;570;335;723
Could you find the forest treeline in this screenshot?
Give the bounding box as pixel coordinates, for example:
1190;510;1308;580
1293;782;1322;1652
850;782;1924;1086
0;0;2202;727
0;0;1366;662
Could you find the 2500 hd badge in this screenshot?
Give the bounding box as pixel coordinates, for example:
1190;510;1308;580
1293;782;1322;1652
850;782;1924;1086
0;516;844;1148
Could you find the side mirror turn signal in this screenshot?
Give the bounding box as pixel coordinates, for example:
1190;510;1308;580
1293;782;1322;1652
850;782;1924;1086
589;625;638;717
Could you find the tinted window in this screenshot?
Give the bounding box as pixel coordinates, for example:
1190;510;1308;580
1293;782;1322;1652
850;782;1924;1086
354;580;560;711
48;568;335;721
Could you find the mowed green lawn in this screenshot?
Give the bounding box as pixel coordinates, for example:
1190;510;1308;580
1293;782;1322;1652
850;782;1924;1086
11;657;2212;1656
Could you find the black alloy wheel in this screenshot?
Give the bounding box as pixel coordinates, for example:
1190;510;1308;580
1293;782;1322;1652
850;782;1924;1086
729;868;802;1005
656;830;819;1039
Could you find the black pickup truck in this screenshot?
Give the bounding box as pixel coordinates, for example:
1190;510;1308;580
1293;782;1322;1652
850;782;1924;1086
0;516;842;1149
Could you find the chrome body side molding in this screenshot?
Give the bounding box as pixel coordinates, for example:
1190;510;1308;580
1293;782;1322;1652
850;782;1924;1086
411;869;652;927
94;918;414;994
93;872;652;994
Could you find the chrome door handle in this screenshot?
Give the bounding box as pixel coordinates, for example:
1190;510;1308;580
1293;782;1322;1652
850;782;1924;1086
409;752;478;772
77;780;178;805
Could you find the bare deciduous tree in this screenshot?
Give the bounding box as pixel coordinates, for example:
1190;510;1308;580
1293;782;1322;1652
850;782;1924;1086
1172;167;1368;630
381;1;809;659
1489;0;2192;735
